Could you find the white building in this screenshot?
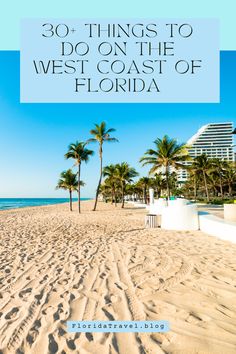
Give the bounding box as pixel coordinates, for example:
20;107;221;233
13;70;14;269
178;122;235;183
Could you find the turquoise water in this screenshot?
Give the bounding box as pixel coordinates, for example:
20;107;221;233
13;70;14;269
0;198;90;211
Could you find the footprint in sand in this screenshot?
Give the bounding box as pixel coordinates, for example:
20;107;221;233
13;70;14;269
42;306;56;317
58;279;68;285
48;333;59;353
5;307;19;320
56;267;63;274
19;287;32;299
99;272;107;279
39;275;49;284
26;328;39;345
72;284;83;291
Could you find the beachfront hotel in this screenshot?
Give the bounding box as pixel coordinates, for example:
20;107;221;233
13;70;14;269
178;122;235;183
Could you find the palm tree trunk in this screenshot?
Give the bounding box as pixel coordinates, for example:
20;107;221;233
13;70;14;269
203;171;209;202
194;173;197;201
165;168;170;199
144;187;147;204
213;185;218;197
114;187;117;207
219;175;223;198
228;182;232;197
69;190;72;211
121;183;125;208
111;187;114;205
78;163;81;213
93;144;103;211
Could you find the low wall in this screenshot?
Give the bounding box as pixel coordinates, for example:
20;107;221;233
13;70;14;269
161;204;199;231
199;212;236;243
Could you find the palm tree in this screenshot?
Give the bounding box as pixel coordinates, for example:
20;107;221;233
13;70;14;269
149;172;165;198
88;122;118;211
167;171;178;196
115;162;139;208
140;135;190;199
99;181;113;203
224;163;236;197
191;154;212;202
65;141;94;213
125;183;139;202
56;169;82;211
211;158;229;198
187;168;199;201
136;177;150;204
103;164;118;205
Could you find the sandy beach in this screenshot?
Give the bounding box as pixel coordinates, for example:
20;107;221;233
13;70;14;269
0;200;236;354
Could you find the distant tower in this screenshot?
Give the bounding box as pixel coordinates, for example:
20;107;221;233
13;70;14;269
178;122;235;183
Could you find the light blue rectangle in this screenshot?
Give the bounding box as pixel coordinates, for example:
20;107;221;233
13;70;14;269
67;320;170;333
21;18;219;103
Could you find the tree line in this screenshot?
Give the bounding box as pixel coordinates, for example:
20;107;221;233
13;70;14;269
56;125;236;210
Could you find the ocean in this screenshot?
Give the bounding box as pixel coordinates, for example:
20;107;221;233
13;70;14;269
0;198;90;211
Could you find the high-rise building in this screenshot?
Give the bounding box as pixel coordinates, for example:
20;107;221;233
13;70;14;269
178;122;235;183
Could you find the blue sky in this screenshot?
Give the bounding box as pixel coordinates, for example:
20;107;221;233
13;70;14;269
1;1;235;50
0;51;235;198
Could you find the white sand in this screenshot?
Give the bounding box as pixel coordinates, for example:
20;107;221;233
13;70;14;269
0;200;236;353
